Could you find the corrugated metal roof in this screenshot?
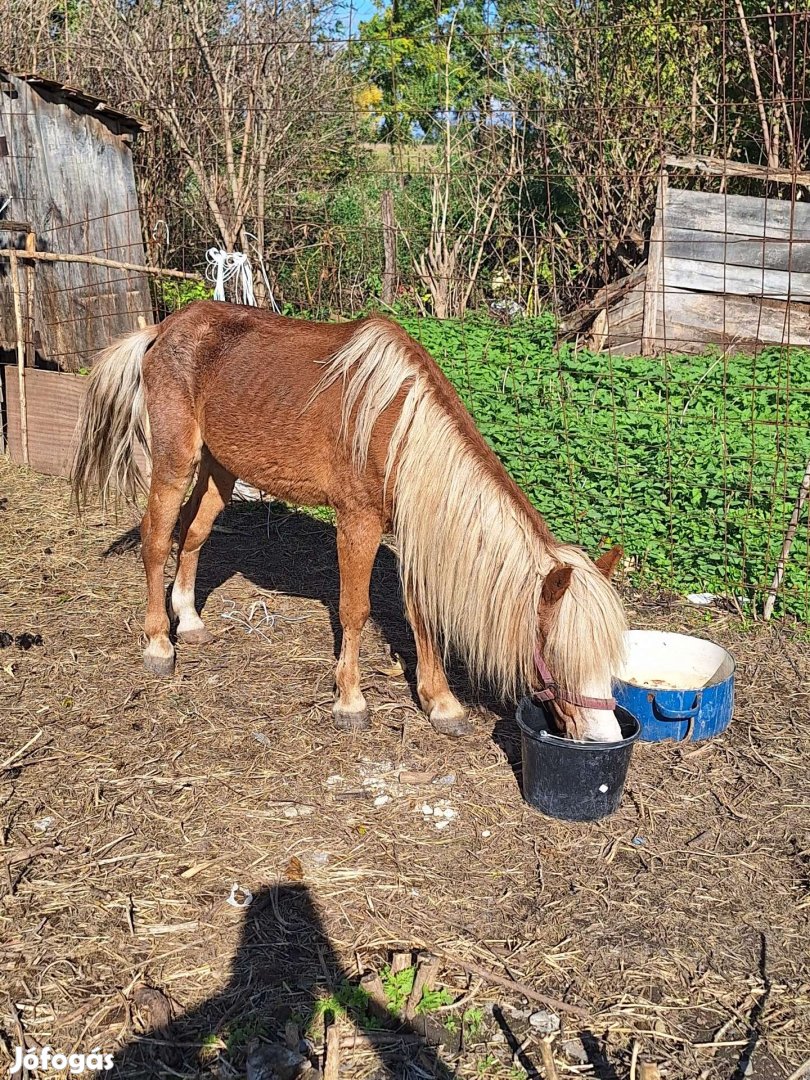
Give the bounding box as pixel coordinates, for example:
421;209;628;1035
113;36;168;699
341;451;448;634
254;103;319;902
0;68;146;132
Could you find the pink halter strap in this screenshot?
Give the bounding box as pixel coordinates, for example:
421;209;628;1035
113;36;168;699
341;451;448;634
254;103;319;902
533;643;617;712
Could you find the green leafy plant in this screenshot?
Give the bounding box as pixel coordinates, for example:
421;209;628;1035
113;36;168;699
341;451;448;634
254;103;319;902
307;983;372;1034
157;278;213;312
476;1055;500;1074
223;1017;268;1051
416;986;454;1014
463;1007;485;1038
380;964;416;1016
400;316;810;620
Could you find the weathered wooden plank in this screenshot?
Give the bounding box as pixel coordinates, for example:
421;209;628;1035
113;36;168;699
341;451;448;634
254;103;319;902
600;282;810;353
605;338;643;357
606;287;646;329
664;226;810;273
663;187;810;241
559;261;648;337
662;256;810;300
4;367;86;475
3;366;149;477
664;153;810;187
662;288;810;347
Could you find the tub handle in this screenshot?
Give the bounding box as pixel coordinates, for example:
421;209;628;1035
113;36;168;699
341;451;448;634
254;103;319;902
652;692;702;721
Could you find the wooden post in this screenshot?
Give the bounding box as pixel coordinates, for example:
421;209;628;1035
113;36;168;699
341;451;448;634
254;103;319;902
390;951;412;975
360;970;390;1022
642;173;668;356
763;454;810;619
323;1021;340;1080
24;231;36;367
404;952;441;1020
381;189;397;306
9;250;29;465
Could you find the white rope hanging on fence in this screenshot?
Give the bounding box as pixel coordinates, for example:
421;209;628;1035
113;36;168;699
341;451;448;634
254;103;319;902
205;248;256;306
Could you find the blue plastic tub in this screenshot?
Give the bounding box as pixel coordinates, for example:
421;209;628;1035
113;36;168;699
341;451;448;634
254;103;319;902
613;630;735;743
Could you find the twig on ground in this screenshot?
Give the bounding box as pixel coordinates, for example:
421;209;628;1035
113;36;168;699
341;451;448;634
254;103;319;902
428;948;590;1020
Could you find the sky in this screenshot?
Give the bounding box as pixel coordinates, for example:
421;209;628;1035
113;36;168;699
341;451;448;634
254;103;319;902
338;0;379;34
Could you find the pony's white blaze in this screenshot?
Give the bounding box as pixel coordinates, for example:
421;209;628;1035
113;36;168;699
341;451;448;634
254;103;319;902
316;320;628;727
577;686;623;742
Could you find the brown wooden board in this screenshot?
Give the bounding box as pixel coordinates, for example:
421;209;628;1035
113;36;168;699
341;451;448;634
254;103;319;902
4;367;86;475
663;187;810;241
629;288;810;353
2;367;149;479
661;256;810;301
659;288;810;349
598;276;810;354
595;288;644;347
664;227;810;273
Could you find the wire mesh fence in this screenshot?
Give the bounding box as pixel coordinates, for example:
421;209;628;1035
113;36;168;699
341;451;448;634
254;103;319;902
0;1;809;618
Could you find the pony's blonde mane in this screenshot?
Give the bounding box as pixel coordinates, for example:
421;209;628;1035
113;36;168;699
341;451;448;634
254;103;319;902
314;319;626;701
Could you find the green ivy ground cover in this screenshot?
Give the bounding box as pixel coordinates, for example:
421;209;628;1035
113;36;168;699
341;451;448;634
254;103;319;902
400;315;810;619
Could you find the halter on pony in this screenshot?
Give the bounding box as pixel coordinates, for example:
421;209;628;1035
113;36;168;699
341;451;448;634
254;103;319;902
533;643;617;712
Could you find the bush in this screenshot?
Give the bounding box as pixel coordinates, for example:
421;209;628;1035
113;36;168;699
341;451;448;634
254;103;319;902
156;278;214;313
400;316;810;619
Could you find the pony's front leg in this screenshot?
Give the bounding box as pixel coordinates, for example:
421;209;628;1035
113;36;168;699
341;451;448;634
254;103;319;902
333;510;383;731
405;589;472;737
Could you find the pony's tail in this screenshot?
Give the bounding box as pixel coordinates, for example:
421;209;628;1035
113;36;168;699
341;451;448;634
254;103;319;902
71;324;159;511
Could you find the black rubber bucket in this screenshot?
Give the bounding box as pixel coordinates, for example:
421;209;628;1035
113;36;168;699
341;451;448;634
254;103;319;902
516;697;640;821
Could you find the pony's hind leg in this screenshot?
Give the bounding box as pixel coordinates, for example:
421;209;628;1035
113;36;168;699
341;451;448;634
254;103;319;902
140;409;202;675
333;509;383;732
405;589;472;737
171;450;235;644
141;467;196;675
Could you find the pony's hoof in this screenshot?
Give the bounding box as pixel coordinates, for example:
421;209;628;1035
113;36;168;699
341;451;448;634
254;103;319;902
430;711;473;737
143;652;175;677
333;707;370;732
177;626;213;645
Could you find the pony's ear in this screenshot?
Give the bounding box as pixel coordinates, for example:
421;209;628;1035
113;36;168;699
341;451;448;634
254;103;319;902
542;564;573;605
595;544;623;579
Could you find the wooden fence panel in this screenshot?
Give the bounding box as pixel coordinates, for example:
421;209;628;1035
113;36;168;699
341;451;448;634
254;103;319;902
662;188;810;241
2;367;149;480
657;288;810;350
664;227;810;273
4;368;86;476
662;257;810;301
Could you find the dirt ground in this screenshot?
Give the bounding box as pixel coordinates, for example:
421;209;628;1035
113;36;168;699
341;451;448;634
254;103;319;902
1;456;809;1080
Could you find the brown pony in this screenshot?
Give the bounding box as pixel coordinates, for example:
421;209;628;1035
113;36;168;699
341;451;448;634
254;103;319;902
72;301;626;739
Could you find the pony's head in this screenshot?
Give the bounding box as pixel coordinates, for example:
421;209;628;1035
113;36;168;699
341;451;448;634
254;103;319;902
535;544;627;742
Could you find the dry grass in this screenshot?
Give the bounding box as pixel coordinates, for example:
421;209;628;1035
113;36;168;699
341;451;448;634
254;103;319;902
1;456;809;1080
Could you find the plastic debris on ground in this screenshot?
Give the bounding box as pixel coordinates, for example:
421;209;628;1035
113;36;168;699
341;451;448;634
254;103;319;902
226;883;253;909
220;598;310;641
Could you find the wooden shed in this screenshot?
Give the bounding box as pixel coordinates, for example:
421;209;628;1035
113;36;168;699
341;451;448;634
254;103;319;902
0;69;152;371
574;156;810;355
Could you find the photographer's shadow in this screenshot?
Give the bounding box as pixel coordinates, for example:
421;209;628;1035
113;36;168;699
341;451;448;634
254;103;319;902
112;884;456;1079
